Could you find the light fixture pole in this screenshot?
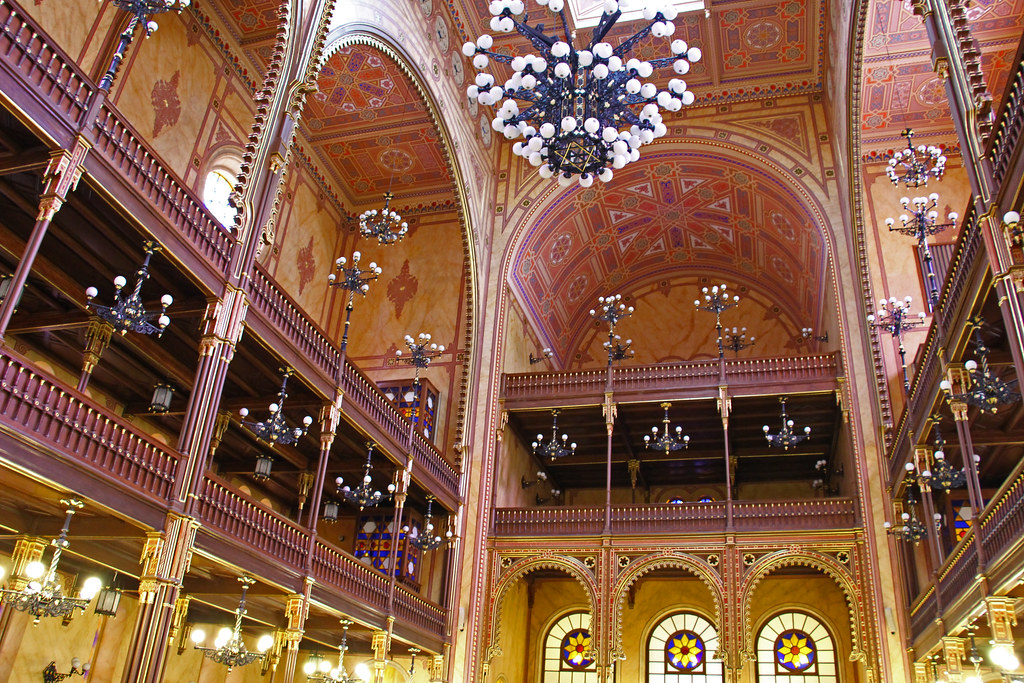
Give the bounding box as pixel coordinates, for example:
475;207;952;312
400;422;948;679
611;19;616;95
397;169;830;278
328;252;381;358
100;0;192;92
590;294;633;534
867;295;927;393
694;283;739;362
885;193;958;306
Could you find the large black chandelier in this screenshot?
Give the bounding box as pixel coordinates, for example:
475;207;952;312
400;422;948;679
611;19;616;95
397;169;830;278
239;368;313;480
405;495;452;552
85;241;172;337
0;499;102;624
886;128;947;188
867;295;927;393
643;402;689;454
462;0;702;185
884;193;958;305
101;1;191;91
763;397;810;451
359;192;408;245
925;418;965;492
191;577;273;671
939;318;1020;414
533;409;577;460
337;442;395;510
884;484;928;544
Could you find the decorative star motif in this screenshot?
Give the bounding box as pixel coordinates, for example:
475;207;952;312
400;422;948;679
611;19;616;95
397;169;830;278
776;631;815;671
561;629;593;668
667;631;704;670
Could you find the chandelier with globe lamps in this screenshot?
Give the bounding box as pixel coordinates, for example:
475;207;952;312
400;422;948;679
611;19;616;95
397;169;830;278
939;318;1020;414
336;442;396;511
886;128;947;188
359;192;408;246
643;402;689;455
462;0;703;186
884;193;958;305
533;409;577;460
190;577;274;671
867;295;927;393
100;1;192;91
763;396;810;451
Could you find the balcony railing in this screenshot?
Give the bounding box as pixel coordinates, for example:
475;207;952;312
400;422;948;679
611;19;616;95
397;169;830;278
988;37;1024;185
491;498;858;536
0;1;94;140
0;348;179;503
502;354;841;407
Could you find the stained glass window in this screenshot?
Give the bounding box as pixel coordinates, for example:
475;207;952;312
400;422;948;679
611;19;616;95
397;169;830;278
951;498;972;542
379;379;439;440
756;612;836;682
353;512;420;584
647;612;723;682
543;612;597;683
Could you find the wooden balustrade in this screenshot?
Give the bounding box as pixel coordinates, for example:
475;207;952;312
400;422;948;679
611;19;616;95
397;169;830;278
937;534;979;601
91;106;233;274
410;431;458;493
394;584;447;635
502;354;840;406
979;466;1024;562
195;475;310;568
492;499;857;536
989;40;1024;185
0;349;178;501
909;588;938;640
311;541;390;605
0;1;93;138
339;359;409;445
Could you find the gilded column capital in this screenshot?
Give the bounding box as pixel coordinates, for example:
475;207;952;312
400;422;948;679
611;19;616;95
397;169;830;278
985;596;1018;643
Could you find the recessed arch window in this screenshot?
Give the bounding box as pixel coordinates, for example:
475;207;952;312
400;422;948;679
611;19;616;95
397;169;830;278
756;612;837;682
543;611;597;682
647;612;723;682
203;168;237;226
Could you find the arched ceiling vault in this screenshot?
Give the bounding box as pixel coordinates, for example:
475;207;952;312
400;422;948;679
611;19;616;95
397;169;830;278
509;150;831;366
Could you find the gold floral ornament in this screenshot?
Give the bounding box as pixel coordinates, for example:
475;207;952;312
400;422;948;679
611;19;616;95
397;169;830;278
561;629;593;668
667;631;704;671
775;630;815;672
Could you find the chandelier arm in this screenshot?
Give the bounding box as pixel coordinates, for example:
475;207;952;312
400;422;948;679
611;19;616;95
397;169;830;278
612;21;657;56
590;8;622;44
513;17;560;54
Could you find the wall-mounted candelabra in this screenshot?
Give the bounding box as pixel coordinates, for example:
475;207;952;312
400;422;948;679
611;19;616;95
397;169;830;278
529;347;552;364
336;442;395;510
42;659;88;683
867;295;927;393
763;397;810;450
359;192;409;245
885;128;947;188
939;318;1020;413
591;294;634;364
532;409;577;460
885;193;958;305
643;402;689;454
85;241;172;337
800;328;828;343
328;252;381;353
521;471;548;489
695;283;739;358
722;326;755;356
238;368;313;480
1003;210;1022;246
536;487;562;506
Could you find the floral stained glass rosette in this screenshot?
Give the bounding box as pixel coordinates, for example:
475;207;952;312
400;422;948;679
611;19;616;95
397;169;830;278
775;630;816;672
666;630;705;671
561;629;594;668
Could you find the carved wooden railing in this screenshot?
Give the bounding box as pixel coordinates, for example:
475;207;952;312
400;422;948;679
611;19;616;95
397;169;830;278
0;1;93;137
195;475;310;568
311;541;390;606
394;584;447;635
989;37;1024;185
936;531;979;603
246;266;341;384
909;587;938;640
491;499;858;536
0;349;178;501
91;105;234;274
502;354;840;405
979;463;1024;561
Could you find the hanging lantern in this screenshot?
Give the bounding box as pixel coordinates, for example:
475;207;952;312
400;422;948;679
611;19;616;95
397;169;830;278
254;453;274;481
150;383;174;413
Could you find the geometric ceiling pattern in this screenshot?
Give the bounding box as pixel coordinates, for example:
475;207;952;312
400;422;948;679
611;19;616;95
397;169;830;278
859;0;1024;149
512;152;826;359
301;46;454;211
454;0;825;104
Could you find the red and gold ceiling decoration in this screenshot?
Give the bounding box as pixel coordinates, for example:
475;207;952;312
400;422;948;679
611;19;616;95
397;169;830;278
511;151;827;360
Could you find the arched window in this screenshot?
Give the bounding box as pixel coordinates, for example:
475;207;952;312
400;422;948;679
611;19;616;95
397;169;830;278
203;168;237;226
646;612;723;682
756;611;837;682
543;611;597;682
